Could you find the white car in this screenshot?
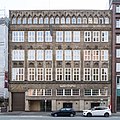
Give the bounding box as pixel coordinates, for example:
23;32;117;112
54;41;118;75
83;106;111;117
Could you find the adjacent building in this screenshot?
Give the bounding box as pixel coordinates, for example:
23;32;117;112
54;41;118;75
0;10;9;99
8;10;112;112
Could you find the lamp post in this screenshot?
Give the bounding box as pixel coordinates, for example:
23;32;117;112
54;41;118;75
45;98;47;112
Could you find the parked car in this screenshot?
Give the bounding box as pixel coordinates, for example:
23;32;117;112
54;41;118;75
51;108;76;117
83;106;111;117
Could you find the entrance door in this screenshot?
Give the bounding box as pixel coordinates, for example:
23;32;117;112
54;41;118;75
91;103;100;108
40;100;51;111
63;103;72;108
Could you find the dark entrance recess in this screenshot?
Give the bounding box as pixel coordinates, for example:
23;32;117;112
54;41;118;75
91;102;100;108
63;103;73;108
12;92;25;111
117;96;120;111
40;100;51;112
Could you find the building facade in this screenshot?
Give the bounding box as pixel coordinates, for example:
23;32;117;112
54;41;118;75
8;10;111;112
110;0;120;113
0;10;9;99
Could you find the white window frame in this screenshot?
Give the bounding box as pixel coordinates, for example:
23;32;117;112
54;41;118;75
37;31;44;42
33;17;38;24
28;17;32;24
101;31;108;42
93;31;100;42
84;68;91;81
92;68;99;81
101;50;108;61
12;31;24;42
65;50;72;61
36;68;44;81
45;68;52;81
37;50;44;60
116;5;120;13
39;17;43;24
45;50;52;61
72;17;76;24
94;17;98;24
56;50;63;61
56;68;63;81
12;17;16;24
92;50;100;61
84;31;91;42
77;17;81;24
116;34;120;43
28;50;35;60
88;17;93;24
55;17;59;24
73;31;80;42
12;50;24;61
50;17;54;24
17;17;21;24
45;31;52;42
83;17;87;24
44;17;49;24
65;31;72;42
73;68;80;81
12;68;24;81
28;31;35;42
116;19;120;28
116;63;120;72
56;31;63;42
66;17;70;24
28;68;35;81
64;68;71;81
73;50;80;61
101;68;108;81
84;50;91;61
116;49;120;58
61;17;65;24
105;17;109;24
23;17;26;24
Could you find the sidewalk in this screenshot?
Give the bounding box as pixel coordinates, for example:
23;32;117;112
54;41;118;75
0;111;120;116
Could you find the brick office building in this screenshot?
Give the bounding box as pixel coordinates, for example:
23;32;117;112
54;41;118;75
8;10;111;111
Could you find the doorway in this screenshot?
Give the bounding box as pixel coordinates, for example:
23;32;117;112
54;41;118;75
40;100;51;112
63;103;73;108
91;103;100;108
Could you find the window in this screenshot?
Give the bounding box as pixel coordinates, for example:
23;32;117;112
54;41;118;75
88;17;92;24
37;68;44;81
56;31;63;42
65;89;71;95
56;68;63;81
92;50;100;61
72;89;80;95
23;17;27;24
45;68;52;81
50;17;54;24
83;17;87;24
57;89;63;96
84;31;91;42
116;19;120;28
28;68;35;81
101;31;108;42
116;34;120;43
101;68;108;81
17;17;21;24
94;17;98;24
64;68;71;81
33;17;38;24
65;50;72;61
28;50;35;60
28;17;32;24
12;31;24;42
100;89;108;96
84;50;91;61
56;50;63;60
37;50;44;60
65;31;72;42
93;31;100;42
55;17;59;24
101;50;108;61
105;17;109;24
116;49;120;58
45;31;52;42
92;89;99;96
12;17;16;24
117;76;120;85
12;50;24;61
73;50;80;61
84;89;91;96
72;16;76;24
116;63;120;72
73;31;80;42
73;68;80;81
44;17;49;24
12;68;24;81
92;68;99;81
45;89;52;96
116;5;120;13
99;17;104;24
45;50;52;60
28;31;35;42
77;17;81;24
37;89;44;96
84;68;91;81
66;17;70;24
39;17;43;24
37;31;44;42
61;17;65;24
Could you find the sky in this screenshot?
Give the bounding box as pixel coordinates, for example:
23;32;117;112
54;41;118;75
0;0;109;16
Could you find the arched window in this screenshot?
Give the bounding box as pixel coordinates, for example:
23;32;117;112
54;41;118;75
83;16;87;24
61;16;65;24
33;17;38;24
12;17;16;24
22;17;27;24
17;17;21;24
39;17;43;24
88;17;93;24
94;17;98;24
72;16;76;24
99;16;104;24
66;16;70;24
105;17;109;24
28;17;32;24
50;17;54;24
44;16;49;24
55;17;59;24
77;17;81;24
